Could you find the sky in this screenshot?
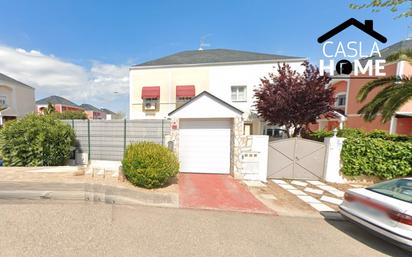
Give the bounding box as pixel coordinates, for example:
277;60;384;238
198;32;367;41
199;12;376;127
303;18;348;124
0;0;409;115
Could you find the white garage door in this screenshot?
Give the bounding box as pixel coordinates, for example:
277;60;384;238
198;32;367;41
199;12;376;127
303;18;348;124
179;118;232;174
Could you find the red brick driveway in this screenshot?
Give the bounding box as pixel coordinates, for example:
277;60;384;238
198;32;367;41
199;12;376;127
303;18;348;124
178;173;274;214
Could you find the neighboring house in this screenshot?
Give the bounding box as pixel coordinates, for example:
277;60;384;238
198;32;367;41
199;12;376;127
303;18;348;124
129;48;305;134
0;73;35;125
36;95;84;113
310;39;412;135
101;108;120;120
80;104;106;120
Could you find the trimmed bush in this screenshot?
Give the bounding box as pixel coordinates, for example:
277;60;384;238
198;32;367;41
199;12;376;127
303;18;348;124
306;128;412;179
308;128;411;142
122;142;179;189
49;111;87;120
306;128;365;142
0;114;75;166
341;137;412;179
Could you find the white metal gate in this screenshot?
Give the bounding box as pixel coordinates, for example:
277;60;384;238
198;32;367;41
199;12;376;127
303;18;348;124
267;138;326;180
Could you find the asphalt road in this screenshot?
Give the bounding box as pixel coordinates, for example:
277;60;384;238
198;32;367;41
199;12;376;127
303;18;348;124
0;201;409;257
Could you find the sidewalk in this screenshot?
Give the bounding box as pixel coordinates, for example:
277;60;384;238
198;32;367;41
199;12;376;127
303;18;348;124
0;167;178;208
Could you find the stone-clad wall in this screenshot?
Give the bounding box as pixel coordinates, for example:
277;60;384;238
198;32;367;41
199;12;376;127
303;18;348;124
231;117;245;178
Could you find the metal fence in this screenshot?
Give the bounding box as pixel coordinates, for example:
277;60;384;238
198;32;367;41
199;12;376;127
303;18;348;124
63;119;170;161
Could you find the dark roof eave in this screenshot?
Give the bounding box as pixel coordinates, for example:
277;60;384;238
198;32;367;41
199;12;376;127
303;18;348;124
131;58;306;70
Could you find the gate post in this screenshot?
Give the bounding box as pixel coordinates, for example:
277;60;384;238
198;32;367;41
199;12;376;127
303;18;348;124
324;136;346;183
123;119;127;153
87;119;91;162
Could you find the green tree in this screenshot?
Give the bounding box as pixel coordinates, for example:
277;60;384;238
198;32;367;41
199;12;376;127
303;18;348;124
357;51;412;122
50;110;87;120
350;0;412;18
43;102;56;115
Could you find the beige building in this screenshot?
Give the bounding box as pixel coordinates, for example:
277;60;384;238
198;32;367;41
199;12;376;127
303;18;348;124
0;73;35;125
129;49;305;135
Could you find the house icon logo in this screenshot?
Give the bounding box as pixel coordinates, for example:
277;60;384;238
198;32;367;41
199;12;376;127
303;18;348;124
317;18;388;77
317;18;387;43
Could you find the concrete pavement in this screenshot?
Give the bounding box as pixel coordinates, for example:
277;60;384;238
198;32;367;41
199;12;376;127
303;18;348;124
0;201;408;257
0;181;178;207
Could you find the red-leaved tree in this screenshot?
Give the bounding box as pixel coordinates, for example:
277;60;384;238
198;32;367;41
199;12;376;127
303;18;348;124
254;61;335;137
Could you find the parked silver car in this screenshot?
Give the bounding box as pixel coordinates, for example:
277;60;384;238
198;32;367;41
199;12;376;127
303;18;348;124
340;178;412;252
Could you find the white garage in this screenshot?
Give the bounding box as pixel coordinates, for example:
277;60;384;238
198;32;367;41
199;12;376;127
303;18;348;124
168;91;243;174
179;118;232;173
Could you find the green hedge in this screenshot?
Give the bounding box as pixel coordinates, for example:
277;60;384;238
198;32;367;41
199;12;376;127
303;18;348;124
0;114;75;166
49;111;87;120
307;128;412;179
308;128;412;142
122;142;179;189
341;137;412;179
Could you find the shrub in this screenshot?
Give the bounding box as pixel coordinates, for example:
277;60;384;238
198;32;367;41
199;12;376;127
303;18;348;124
0;114;75;166
341;137;412;179
304;130;333;142
305;128;366;142
49;111;87;120
338;128;365;138
122;142;179;189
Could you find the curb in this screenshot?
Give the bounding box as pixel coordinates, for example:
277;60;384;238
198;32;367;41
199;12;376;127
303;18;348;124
0;182;178;208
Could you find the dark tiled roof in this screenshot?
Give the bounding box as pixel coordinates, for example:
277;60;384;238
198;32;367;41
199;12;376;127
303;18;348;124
100;108;116;115
135;49;303;67
0;73;34;89
80;103;102;112
36;95;79;107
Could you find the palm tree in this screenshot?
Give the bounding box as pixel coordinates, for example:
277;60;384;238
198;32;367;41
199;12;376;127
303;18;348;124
357;50;412;123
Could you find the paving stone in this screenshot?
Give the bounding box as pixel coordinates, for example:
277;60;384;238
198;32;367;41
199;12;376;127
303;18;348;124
297;195;321;204
328;190;345;198
291;180;308;187
278;184;296;190
288;189;307;196
306;180;326;186
316;185;345;198
243;180;266;187
304;187;324;195
260;194;277;200
310;202;334;212
317;185;337;191
271;179;287;185
321;195;343;205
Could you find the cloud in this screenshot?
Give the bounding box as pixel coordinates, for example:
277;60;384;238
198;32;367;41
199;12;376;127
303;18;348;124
0;44;129;109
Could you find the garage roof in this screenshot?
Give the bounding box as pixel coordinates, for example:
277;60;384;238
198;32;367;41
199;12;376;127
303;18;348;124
168;91;243;118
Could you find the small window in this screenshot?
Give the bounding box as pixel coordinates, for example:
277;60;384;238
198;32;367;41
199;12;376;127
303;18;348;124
176;96;192;108
0;96;6;108
142;98;159;112
335;93;346;108
231;86;247;102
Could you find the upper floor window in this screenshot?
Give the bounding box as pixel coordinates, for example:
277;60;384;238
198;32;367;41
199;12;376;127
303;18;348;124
0;96;7;108
176;96;192;108
142;86;160;112
231;86;247;102
176;85;195;108
335;93;346;108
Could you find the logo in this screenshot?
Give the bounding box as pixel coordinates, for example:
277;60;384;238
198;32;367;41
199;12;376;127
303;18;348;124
317;18;387;77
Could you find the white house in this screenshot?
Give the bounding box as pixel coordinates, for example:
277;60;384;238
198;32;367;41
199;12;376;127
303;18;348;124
0;73;35;125
129;49;305;135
